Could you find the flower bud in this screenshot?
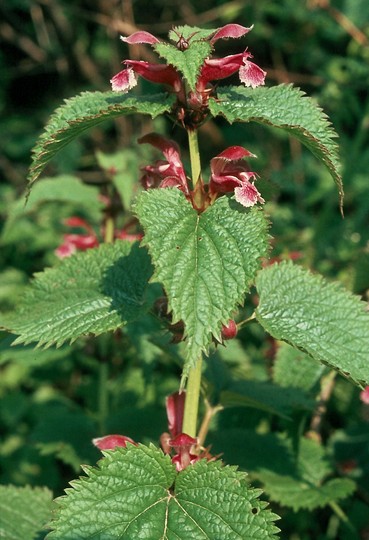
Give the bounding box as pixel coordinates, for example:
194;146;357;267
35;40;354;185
221;319;238;340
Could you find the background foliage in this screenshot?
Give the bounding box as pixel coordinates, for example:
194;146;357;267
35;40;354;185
1;1;369;538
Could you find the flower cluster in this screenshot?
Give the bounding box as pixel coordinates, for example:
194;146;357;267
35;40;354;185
139;134;264;210
111;24;266;128
55;216;143;258
93;391;217;472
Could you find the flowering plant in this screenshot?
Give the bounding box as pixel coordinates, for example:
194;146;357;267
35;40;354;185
2;21;369;540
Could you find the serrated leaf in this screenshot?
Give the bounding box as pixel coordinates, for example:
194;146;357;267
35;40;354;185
255;438;356;511
168;25;216;42
210;430;356;511
0;485;53;540
154;41;212;90
29;91;175;186
134;189;270;375
47;444;279;539
209;85;343;210
2;241;152;347
255;261;369;386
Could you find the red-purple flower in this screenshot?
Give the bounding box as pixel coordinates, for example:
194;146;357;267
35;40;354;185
93;434;137;451
138;133;191;196
55;217;99;258
209;146;265;208
55;216;143;258
360;386;369;404
168;433;200;472
111;24;266;125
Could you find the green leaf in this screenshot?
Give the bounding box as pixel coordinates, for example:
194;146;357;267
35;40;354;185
2;175;103;241
154;40;212;90
168;25;216;43
254;438;356;511
2;241;153;347
209;85;343;210
29;91;175;187
255;261;369;386
47;444;280;539
273;342;326;392
0;485;53;540
96;149;140;210
221;379;315;419
210;430;356;511
135;189;270;375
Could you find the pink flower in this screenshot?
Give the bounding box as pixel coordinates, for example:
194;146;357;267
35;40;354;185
111;25;266;127
138;133;190;195
166;391;186;438
209;146;264;208
55;216;142;258
93;434;137;450
360;386;369;404
55;217;99;258
168;433;199;472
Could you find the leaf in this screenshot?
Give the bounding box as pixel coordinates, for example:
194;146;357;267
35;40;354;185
154;40;212;90
254;438;356;511
29;91;175;186
0;485;53;540
134;189;270;375
96;149;141;210
220;379;315;419
2;241;153;347
209;85;343;210
1;176;103;241
47;444;280;539
255;261;369;386
210;430;356;511
168;25;216;42
273;342;326;392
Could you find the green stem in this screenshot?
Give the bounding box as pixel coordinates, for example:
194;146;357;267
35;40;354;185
187;128;201;188
329;501;356;533
104;215;115;244
182;356;203;437
181;127;203;439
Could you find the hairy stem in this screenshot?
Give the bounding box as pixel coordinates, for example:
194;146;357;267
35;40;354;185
187;128;202;188
104;215;115;244
180;127;204;438
182;357;203;437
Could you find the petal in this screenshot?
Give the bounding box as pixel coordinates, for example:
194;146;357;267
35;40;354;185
110;67;137;92
125;60;181;90
166;392;186;438
168;433;198;449
199;53;244;87
55;242;76;259
93;434;137;450
239;58;267;88
215;145;256;162
62;234;99;250
360;386;369;404
210;146;255;177
210;24;253;44
138;133;182;169
120;31;160;45
210;173;242;193
234;182;265;207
